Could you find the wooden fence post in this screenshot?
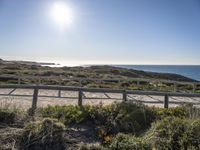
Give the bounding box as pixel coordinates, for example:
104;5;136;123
123;90;127;101
173;82;177;92
78;90;83;106
137;80;140;86
58;75;62;97
164;94;169;108
79;79;83;86
31;87;39;115
58;90;61;97
18;78;21;85
38;77;41;85
193;84;196;93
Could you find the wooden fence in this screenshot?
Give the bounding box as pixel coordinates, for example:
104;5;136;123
0;84;200;115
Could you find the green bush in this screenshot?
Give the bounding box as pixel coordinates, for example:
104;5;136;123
20;118;66;150
90;102;156;135
109;133;151;150
151;117;189;150
187;119;200;149
80;144;108;150
154;104;200;119
0;108;21;124
148;117;200;150
39;102;157;145
155;106;188;119
38;103;200;149
107;117;200;150
40;102;157;136
39;105;91;126
0;111;16;124
195;89;200;93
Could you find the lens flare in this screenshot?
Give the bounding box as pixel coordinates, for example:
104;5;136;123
50;2;73;29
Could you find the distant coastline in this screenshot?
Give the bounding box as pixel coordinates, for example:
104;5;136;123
115;65;200;81
0;58;59;66
1;58;199;81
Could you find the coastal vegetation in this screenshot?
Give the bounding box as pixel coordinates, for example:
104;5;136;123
0;102;200;149
0;59;200;149
0;59;199;92
1;0;199;149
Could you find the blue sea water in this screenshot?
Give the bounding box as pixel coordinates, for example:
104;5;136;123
115;65;200;81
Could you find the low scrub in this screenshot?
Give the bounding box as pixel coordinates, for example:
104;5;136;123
39;103;200;140
150;117;189;149
19;118;66;150
154;105;188;119
103;117;200;150
80;144;108;150
0;109;16;124
39;102;157;136
187;119;200;148
1;102;200;149
146;117;200;150
0;108;25;125
39;105;91;125
154;104;200;119
90;102;156;136
109;133;151;150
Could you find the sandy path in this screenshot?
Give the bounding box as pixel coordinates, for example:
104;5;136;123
0;88;200;110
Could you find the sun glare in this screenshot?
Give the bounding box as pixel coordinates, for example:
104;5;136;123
50;2;73;30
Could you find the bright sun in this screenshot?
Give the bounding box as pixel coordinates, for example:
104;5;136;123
50;2;73;29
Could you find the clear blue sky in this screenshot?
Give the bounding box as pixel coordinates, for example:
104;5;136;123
0;0;200;65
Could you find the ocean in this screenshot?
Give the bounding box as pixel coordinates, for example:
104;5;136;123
115;65;200;81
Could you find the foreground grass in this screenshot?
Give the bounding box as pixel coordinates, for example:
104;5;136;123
0;102;200;150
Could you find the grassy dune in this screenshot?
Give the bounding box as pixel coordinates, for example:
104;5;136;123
0;60;199;92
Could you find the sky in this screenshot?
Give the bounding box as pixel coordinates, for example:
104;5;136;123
0;0;200;65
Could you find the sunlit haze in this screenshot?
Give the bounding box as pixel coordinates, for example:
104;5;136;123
50;2;73;31
0;0;200;65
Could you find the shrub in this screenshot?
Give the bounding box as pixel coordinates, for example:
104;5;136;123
109;133;151;150
144;116;200;150
0;108;23;125
0;110;16;124
91;102;156;135
39;103;200;148
39;102;157;137
155;106;188;119
150;117;189;149
19;118;66;150
106;117;200;150
154;104;200;119
80;144;108;150
39;105;91;126
187;119;200;149
195;90;200;93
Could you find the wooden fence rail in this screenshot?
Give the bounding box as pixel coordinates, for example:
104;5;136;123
0;84;200;115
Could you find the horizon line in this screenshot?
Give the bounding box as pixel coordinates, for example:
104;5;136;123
1;56;200;66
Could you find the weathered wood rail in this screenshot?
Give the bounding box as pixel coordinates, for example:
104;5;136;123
0;84;200;115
